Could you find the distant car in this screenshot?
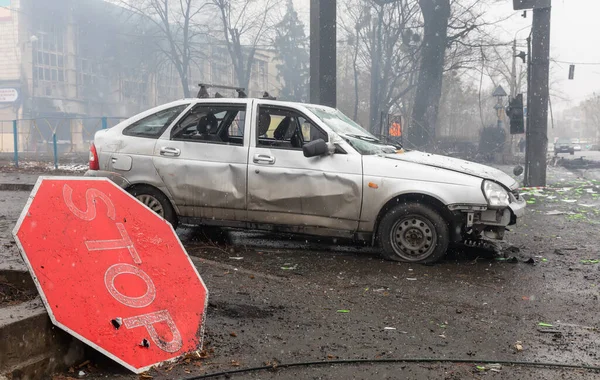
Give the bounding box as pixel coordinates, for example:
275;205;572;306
85;97;525;264
554;139;574;155
573;144;582;152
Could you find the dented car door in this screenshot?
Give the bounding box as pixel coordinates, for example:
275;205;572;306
246;102;363;233
152;100;251;221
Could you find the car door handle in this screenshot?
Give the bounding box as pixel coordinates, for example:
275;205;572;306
160;147;181;157
253;154;275;165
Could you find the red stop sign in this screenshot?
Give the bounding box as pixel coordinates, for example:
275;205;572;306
13;177;208;373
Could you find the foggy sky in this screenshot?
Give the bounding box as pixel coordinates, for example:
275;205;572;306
489;0;600;110
294;0;599;110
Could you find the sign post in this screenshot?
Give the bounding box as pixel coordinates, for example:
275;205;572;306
13;178;208;374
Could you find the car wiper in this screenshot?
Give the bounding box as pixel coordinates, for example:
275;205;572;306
347;134;381;143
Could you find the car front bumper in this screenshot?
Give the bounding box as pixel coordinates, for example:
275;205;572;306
509;196;526;219
84;170;131;188
467;196;525;240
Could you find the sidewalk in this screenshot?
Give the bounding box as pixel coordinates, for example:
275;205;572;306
0;168;85;191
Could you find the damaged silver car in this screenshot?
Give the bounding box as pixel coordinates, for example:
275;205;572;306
86;96;525;263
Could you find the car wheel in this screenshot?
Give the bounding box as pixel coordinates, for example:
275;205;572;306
378;203;449;264
570;150;575;155
128;185;178;228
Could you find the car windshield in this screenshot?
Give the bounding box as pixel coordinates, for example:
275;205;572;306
305;106;397;155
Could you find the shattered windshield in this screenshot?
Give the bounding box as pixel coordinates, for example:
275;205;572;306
306;106;397;155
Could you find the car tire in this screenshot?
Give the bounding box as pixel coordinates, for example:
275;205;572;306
128;185;178;229
378;203;449;264
570;150;575;155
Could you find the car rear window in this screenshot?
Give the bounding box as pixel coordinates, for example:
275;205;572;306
123;105;188;138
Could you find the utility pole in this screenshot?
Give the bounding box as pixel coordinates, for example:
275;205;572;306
310;0;337;108
513;0;551;187
511;39;517;99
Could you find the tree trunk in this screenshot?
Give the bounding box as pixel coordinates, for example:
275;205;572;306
368;9;384;133
409;0;450;149
352;27;360;121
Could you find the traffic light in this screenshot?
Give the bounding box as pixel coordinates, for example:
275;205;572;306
507;94;525;134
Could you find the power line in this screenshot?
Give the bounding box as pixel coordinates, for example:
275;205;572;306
552;59;600;66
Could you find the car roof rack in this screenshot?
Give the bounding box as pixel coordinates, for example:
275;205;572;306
262;91;276;100
197;83;247;99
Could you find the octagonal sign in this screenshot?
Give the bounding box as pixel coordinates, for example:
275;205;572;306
13;177;208;373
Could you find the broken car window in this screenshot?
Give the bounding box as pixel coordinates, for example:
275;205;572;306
123;105;187;139
171;104;246;145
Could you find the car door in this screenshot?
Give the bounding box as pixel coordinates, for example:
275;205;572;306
109;103;190;190
247;103;363;233
152;100;251;222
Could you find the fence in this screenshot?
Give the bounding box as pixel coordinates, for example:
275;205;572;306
0;117;126;169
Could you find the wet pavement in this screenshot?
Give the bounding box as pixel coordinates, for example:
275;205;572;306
1;165;600;379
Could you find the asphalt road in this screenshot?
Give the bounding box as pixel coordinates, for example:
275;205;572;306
1;166;600;379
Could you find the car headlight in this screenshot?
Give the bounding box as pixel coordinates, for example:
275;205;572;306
483;180;510;207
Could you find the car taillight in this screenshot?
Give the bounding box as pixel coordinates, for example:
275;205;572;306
89;143;99;170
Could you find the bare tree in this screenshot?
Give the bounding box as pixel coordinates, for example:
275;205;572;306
210;0;281;90
409;0;511;148
409;0;451;148
113;0;210;98
340;0;421;133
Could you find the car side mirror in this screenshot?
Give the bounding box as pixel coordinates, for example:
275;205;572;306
303;139;328;158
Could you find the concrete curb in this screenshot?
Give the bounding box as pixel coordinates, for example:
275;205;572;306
0;183;35;192
0;299;85;379
1;268;85;379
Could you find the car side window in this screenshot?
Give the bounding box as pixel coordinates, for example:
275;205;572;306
171;104;246;146
299;116;328;142
256;107;327;150
123;105;187;138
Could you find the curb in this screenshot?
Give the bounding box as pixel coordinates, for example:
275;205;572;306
0;183;34;192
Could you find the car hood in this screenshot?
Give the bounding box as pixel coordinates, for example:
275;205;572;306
384;151;519;190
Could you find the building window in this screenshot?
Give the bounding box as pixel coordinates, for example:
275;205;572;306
250;59;268;93
121;67;149;105
77;58;99;87
33;22;65;83
157;64;182;103
210;47;232;85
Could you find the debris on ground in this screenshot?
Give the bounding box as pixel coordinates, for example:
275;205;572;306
336;309;350;313
496;257;519;263
515;341;523;351
476;363;502;372
281;263;298;270
0;280;38;306
538;322;553;327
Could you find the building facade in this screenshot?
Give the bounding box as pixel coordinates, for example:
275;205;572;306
0;0;281;154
